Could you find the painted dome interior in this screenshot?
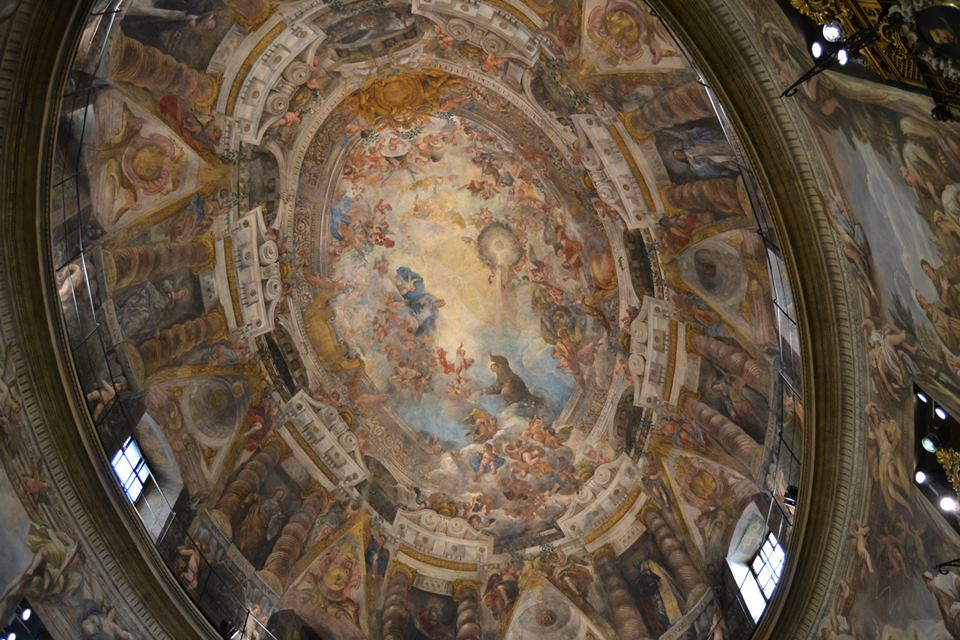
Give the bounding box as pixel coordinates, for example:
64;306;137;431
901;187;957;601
47;1;803;638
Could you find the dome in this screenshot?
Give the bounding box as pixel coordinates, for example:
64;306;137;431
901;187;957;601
17;2;795;637
8;0;957;639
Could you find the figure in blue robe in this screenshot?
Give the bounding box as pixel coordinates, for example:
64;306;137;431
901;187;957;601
329;194;353;241
395;267;445;337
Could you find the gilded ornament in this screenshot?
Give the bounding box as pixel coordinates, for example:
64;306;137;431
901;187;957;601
937;447;960;495
344;69;466;128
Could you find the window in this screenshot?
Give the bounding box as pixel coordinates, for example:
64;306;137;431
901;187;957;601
111;437;151;502
731;531;786;623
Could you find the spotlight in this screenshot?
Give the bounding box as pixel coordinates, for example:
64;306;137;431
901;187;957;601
916;470;929;484
837;49;849;66
822;23;842;43
7;633;16;640
936;406;948;420
923;433;941;453
811;41;824;58
20;608;30;622
917;391;929;403
941;496;958;512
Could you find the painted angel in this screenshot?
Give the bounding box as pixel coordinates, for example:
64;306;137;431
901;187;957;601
0;342;21;440
861;319;919;402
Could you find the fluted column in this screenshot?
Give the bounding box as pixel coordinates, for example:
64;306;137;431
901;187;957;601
260;484;330;589
663;177;744;215
625;82;713;136
381;564;415;640
452;581;481;640
109;33;219;109
683;397;760;469
126;307;227;380
593;547;651;640
103;236;215;292
691;334;767;393
212;436;288;538
642;508;707;606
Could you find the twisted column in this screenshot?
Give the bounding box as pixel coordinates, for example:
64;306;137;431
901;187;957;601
260;484;330;590
452;581;481;640
642;508;707;606
212;436;287;538
381;564;415;640
109;32;219;109
691;334;767;393
103;236;215;292
592;547;651;640
663;177;744;215
625;81;713;135
683;397;760;470
127;307;227;380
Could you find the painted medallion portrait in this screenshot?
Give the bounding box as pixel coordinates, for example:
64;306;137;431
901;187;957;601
916;2;960;59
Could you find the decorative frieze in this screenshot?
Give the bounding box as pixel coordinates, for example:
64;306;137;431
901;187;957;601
412;0;541;67
215;207;283;339
278;391;368;490
393;509;494;578
557;455;648;553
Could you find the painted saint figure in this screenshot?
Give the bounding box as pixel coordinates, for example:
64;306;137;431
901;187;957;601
485;354;542;406
235;487;286;561
917;290;960;354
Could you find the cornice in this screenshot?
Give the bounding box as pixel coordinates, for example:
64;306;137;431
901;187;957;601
649;1;866;638
0;0;218;637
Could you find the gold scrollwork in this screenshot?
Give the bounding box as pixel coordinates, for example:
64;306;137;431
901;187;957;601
937;447;960;496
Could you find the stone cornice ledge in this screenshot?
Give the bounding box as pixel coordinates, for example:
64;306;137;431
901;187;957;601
648;1;864;639
0;0;218;637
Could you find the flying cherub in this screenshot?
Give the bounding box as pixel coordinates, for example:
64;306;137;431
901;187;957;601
24;458;49;507
849;520;874;575
482;51;508;75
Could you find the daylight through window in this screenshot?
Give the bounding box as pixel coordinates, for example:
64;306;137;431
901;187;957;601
111;437;150;503
732;531;786;622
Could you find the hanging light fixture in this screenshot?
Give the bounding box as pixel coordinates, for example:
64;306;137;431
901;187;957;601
822;23;842;43
782;20;880;98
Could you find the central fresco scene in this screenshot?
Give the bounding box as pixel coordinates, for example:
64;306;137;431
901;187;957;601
297;88;618;543
40;0;800;638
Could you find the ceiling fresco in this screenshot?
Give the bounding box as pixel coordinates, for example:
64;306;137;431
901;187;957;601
36;0;801;638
